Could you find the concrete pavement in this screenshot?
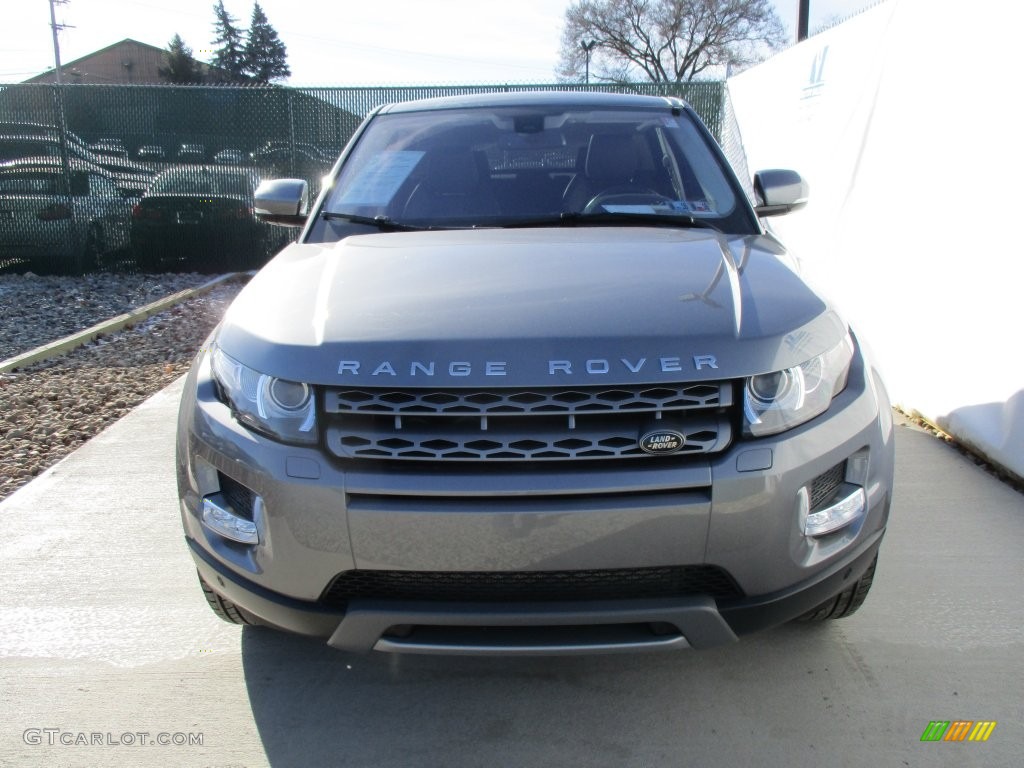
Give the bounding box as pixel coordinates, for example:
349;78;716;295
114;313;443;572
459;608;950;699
1;378;1021;767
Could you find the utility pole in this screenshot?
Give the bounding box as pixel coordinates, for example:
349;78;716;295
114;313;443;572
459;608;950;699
580;40;597;85
48;0;72;84
797;0;810;42
47;0;79;269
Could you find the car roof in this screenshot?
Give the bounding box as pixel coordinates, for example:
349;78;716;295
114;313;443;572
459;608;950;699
148;165;258;189
0;134;100;159
0;133;64;144
377;90;689;115
154;164;253;178
0;122;88;144
0;155;109;175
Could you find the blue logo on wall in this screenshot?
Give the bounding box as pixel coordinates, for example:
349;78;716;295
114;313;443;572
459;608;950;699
802;46;829;99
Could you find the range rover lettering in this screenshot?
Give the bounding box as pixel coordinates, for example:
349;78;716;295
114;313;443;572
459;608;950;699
176;92;894;655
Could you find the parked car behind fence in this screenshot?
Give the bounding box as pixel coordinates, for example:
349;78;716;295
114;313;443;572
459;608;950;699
213;149;248;166
0;132;152;198
176;144;207;163
89;138;129;159
250;140;333;183
130;165;289;273
136;145;166;161
0;156;132;274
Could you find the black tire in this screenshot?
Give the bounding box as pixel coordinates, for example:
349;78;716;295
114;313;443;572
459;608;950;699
76;225;103;274
798;554;878;622
198;572;258;626
134;245;164;273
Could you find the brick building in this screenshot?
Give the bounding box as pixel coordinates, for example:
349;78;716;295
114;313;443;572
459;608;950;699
24;39;220;85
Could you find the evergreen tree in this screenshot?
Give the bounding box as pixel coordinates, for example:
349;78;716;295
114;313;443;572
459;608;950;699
210;0;247;82
158;34;204;84
243;2;290;84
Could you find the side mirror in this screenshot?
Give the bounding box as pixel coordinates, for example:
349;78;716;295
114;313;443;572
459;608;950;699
254;178;309;227
753;169;809;217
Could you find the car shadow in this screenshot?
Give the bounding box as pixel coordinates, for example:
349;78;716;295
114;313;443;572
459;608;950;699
241;620;853;768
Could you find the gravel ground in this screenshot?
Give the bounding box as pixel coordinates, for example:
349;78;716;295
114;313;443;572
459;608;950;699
0;272;217;361
0;275;246;501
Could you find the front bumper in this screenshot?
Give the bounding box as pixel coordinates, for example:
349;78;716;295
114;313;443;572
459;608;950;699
189;528;882;654
178;343;894;654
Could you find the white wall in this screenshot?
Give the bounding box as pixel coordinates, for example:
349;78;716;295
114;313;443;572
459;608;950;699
729;0;1024;479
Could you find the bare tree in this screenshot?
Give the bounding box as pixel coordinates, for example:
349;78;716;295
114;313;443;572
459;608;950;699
558;0;786;84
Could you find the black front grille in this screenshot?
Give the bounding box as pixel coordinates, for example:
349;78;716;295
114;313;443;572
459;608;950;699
322;382;734;462
217;472;255;519
319;565;743;607
809;461;847;510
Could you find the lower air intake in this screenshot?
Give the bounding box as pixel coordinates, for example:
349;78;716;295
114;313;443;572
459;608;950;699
320;565;743;607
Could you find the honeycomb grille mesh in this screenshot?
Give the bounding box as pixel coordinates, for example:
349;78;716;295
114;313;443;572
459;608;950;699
320;565;743;606
325;383;725;415
217;472;254;518
809;461;847;510
323;383;733;462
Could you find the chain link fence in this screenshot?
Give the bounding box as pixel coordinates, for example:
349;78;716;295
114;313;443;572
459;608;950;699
0;81;733;274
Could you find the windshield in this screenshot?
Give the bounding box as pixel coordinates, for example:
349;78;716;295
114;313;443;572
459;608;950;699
312;104;755;240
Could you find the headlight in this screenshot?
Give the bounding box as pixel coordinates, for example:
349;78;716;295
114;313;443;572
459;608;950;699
743;334;854;437
210;345;317;444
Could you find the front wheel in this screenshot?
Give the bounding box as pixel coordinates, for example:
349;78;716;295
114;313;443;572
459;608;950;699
134;245;165;273
198;573;259;626
76;225;103;274
797;554;878;622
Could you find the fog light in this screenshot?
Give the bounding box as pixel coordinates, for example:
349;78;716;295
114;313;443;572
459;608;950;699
202;493;259;544
804;487;866;537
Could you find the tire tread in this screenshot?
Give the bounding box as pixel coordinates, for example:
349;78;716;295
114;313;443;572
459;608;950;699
199;573;255;625
798;554;878;622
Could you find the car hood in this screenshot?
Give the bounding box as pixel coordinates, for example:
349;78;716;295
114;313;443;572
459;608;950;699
217;227;848;386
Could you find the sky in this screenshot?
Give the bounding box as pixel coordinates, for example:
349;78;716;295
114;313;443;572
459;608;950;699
0;0;877;86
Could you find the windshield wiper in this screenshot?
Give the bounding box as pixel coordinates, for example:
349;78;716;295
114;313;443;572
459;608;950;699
320;211;426;231
501;210;720;231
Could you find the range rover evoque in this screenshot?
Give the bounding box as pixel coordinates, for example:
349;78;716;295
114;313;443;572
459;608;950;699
176;92;894;654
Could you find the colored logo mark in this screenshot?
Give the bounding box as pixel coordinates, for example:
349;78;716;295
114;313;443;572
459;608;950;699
920;721;997;742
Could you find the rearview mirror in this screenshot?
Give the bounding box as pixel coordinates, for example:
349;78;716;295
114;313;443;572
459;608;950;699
753;169;809;217
254;178;309;227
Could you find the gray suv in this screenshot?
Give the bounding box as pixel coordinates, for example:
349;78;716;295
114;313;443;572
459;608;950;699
176;92;894;654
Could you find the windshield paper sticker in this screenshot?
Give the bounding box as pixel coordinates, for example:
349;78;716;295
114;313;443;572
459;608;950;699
600;200;713;215
337;151;424;206
601;204;663;214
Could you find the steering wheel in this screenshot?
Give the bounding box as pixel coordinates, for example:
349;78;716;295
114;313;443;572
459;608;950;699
582;190;676;214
